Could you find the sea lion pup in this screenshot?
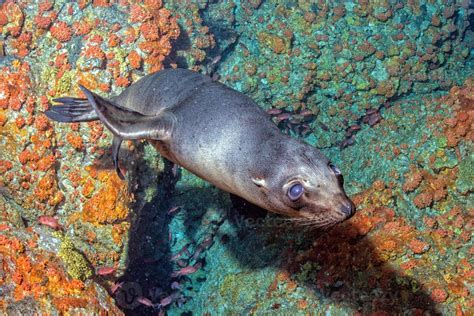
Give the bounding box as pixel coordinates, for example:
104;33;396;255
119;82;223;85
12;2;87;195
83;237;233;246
45;68;355;227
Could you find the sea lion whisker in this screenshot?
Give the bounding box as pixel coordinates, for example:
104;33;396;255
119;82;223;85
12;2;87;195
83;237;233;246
281;217;310;224
302;220;328;231
300;219;326;227
308;218;331;227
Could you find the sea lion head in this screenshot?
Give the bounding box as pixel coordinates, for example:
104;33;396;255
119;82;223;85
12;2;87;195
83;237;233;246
251;141;355;228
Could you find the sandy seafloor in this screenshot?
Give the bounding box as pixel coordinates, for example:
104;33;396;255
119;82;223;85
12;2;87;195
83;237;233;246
0;0;473;315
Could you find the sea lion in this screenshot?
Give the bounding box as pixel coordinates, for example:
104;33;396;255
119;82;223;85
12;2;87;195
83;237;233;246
45;68;355;227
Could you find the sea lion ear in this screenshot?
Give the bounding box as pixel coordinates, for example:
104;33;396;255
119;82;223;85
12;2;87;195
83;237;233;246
251;177;267;188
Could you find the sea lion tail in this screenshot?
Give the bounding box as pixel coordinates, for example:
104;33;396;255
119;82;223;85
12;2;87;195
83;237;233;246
45;97;98;122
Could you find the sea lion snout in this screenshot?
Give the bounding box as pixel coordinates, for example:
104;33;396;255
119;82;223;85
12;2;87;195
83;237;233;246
339;197;356;219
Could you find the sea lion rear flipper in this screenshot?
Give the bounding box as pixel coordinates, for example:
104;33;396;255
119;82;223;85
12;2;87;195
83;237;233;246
45;97;98;122
79;85;175;179
79;85;175;140
112;136;124;179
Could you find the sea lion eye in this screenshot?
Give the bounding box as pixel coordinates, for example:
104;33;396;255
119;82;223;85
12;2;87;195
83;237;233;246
328;163;341;176
288;183;304;201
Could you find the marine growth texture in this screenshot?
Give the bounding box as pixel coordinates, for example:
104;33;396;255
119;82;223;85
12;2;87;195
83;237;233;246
0;0;472;315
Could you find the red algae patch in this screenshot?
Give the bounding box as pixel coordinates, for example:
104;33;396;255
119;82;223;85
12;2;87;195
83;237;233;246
0;228;120;313
413;192;433;209
431;288;448;303
402;166;423;192
0;2;24;36
81;168;132;225
66;132;84;151
408;239;431;254
34;174;64;207
127;50;142;69
0;0;472;314
0;0;191;314
50;21;72;42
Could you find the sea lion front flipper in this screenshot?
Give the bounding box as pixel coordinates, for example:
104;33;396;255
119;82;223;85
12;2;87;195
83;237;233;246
79;85;175;141
112;136;124;179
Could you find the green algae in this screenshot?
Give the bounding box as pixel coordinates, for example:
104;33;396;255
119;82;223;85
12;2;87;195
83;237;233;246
55;232;93;281
55;70;76;95
40;67;59;91
219;273;245;304
455;150;474;194
217;270;273;309
433;149;459;170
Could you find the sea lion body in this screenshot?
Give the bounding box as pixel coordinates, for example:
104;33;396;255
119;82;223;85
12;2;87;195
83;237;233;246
46;69;355;226
114;70;288;202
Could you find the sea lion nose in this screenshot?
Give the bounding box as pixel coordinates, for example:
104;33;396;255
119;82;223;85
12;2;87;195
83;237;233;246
340;200;356;219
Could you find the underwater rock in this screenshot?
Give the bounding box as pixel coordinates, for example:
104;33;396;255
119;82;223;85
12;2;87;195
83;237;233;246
0;0;472;314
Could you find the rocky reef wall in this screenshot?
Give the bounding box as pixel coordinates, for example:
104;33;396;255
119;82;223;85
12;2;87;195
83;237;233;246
0;0;472;314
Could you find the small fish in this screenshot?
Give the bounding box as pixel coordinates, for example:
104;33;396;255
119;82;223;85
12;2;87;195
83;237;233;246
38;216;61;230
238;42;249;52
348;124;361;132
289;114;303;124
266;108;282;115
159;295;173;307
110;281;124;294
366;108;378;115
96;266;116;276
368;113;382;126
176;294;187;308
209;55;222;66
167;205;182;215
300;109;314;117
170;244;190;261
206;55;222;78
301;127;312;137
340;137;355;148
275;113;290;123
191;236;214;261
137;296;155;307
171;262;202;278
171;281;181;290
159;292;181;308
190;247;203;262
200;236;214;249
